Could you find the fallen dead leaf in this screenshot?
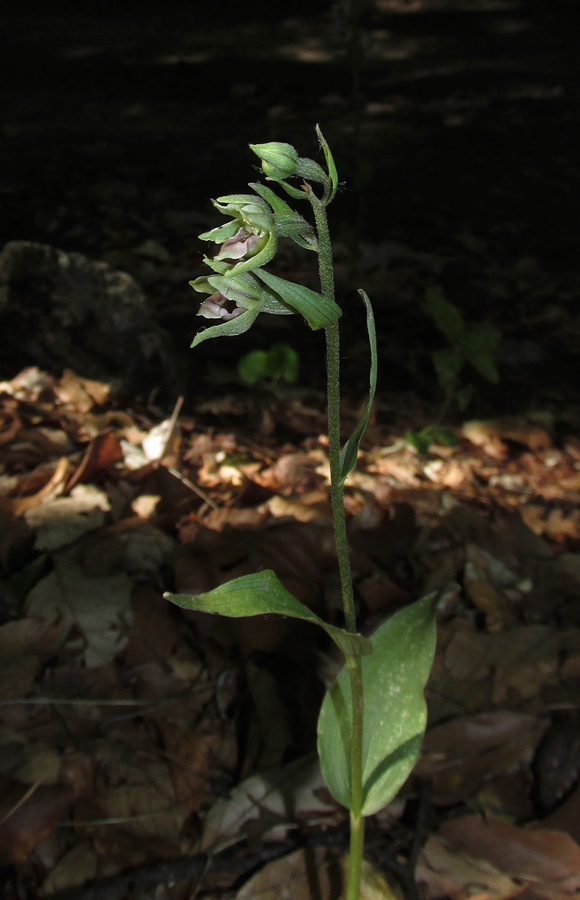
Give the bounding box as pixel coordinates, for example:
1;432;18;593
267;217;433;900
0;777;76;864
25;559;133;667
435;817;580;900
236;848;397;900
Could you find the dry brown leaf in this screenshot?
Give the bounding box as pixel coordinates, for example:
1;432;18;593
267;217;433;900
462;418;552;458
438;817;580;900
540;784;580;845
265;490;331;522
256;451;323;493
0;617;48;701
444;626;494;681
25;559;133;667
123;583;180;667
85;744;189;855
24;483;110;550
55;369;111;413
9;456;69;515
158;724;216;811
0;778;76;864
521;504;580;543
417;833;521;900
66;430;124;491
201;756;336;854
236;847;341;900
464;569;515;633
236;848;396;900
40;842;104;896
417;711;547;805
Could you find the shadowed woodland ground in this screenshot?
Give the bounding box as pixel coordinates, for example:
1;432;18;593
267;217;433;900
1;2;580;898
2;0;579;407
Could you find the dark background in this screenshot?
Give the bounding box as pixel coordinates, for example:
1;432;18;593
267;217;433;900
1;0;579;413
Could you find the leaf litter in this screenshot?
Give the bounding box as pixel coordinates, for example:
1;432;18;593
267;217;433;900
1;366;580;898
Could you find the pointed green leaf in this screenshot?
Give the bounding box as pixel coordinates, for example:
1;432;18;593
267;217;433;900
266;178;309;201
431;347;464;391
199;219;241;243
430;424;459;447
238;350;269;384
461;324;500;384
455;383;474;411
339;290;377;484
200;257;230;275
295;157;331;186
405;427;433;455
165;570;371;659
266;343;299;383
426;288;466;347
255;269;341;330
249;184;318;251
316;125;338;204
249;182;303;222
317;593;438;816
190;305;262;347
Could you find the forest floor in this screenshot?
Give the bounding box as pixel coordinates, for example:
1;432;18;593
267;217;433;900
1;1;580;898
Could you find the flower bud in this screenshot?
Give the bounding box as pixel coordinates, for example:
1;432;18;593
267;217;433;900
249;142;298;179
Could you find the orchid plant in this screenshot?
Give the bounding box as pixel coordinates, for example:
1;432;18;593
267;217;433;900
164;128;438;900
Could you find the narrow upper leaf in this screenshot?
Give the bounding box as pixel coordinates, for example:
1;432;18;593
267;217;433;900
316;125;338;204
339;290;377;483
165;570;371;659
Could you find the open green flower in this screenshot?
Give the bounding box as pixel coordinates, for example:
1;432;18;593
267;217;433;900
189;269;291;347
199;193;277;275
214;225;269;262
189;266;341;347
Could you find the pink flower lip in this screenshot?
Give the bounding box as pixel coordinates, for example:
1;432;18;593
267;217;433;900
198;292;244;321
217;226;263;261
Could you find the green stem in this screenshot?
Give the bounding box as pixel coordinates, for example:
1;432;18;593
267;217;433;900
308;188;356;633
308;185;365;900
348;810;365;900
347;655;365;817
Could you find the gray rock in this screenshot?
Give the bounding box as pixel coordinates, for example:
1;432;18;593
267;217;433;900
0;241;180;397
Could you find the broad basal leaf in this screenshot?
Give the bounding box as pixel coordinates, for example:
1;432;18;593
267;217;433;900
165;570;371;659
317;593;438;816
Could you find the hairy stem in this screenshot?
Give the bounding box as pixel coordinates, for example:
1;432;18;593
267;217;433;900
308;188;356;632
308;185;365;900
348;810;365;900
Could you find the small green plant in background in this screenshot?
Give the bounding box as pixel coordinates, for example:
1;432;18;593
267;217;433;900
238;342;299;387
164;128;438;900
406;287;501;454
